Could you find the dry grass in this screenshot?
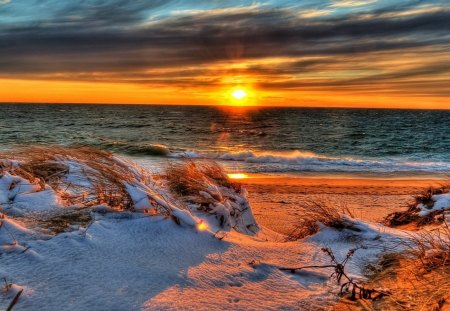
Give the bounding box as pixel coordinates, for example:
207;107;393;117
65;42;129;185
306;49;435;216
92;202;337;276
165;160;238;197
0;146;210;232
355;221;450;310
362;185;450;310
414;185;450;207
164;160;260;234
361;256;450;310
0;146;140;210
404;220;450;272
286;201;357;241
385;184;450;227
165;161;208;197
339;257;450;310
29;209;93;235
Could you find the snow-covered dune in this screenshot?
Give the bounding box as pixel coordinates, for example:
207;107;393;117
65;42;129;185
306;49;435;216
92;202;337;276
0;147;419;310
1;212;408;310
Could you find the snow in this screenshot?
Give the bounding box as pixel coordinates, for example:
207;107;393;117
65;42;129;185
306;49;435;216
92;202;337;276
0;155;418;310
0;213;383;310
0;210;407;310
0;172;61;213
418;193;450;216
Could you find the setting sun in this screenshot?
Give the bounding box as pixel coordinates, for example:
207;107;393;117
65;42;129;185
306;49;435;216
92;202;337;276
231;89;247;100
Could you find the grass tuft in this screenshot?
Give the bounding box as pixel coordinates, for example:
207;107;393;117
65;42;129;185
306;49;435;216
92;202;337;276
359;219;450;310
385;184;450;227
0;146;141;210
286;200;357;240
165;160;239;197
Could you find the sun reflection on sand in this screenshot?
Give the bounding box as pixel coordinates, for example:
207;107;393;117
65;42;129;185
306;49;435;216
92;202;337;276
227;173;249;180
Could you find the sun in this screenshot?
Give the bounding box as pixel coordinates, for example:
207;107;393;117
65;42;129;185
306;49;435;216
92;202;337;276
231;89;247;100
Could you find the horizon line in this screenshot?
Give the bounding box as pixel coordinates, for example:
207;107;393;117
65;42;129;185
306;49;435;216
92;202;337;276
1;101;450;111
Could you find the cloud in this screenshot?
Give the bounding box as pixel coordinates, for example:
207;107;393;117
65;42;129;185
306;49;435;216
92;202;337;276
298;9;332;18
0;0;11;4
0;0;448;98
330;0;378;8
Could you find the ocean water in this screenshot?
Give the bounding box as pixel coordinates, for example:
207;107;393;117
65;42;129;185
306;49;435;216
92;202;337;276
1;103;450;176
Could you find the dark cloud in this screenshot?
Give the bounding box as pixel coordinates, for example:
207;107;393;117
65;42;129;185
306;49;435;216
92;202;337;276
0;2;449;96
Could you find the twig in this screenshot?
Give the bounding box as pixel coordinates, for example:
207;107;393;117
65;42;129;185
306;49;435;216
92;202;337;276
0;220;18;245
80;213;95;237
6;289;23;311
3;277;11;291
279;247;391;301
279;265;336;273
20;246;31;254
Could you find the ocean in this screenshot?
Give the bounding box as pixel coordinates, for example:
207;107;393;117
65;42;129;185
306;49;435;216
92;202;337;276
1;103;450;176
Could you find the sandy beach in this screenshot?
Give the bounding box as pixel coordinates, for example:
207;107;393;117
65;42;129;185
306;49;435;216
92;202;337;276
240;174;447;235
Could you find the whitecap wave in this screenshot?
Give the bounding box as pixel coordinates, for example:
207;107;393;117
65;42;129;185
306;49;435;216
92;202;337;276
170;149;450;173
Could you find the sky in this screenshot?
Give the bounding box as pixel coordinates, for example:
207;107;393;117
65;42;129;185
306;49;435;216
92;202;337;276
0;0;449;108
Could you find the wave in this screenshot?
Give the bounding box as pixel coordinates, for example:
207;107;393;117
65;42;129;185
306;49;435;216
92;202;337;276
91;139;450;174
122;144;171;156
97;141;171;156
169;149;450;173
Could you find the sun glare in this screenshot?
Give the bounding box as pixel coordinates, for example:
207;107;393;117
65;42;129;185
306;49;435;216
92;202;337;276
197;221;208;231
231;89;247;100
227;173;249;179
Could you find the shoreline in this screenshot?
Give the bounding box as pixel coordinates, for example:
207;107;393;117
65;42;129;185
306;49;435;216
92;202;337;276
233;170;450;181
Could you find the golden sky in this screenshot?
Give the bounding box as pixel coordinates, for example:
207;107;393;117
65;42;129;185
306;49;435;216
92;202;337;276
0;1;449;108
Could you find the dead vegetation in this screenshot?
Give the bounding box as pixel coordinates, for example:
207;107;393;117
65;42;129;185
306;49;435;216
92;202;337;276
350;185;450;310
404;219;450;273
1;278;23;311
361;256;450;310
0;146;139;210
385;185;450;228
0;146;134;209
353;220;450;310
165;160;238;197
286;201;358;240
0;146;258;234
29;208;93;235
164;160;259;234
0;216;17;246
279;247;390;303
0;146;201;233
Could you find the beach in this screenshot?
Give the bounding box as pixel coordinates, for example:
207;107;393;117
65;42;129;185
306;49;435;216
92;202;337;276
240;173;446;235
1;0;450;308
1;146;450;310
1;104;450;310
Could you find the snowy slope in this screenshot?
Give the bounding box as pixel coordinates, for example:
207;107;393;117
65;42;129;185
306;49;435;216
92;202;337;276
0;152;410;310
0;211;409;310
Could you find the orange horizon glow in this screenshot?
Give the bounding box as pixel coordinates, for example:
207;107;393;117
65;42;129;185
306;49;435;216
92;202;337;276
1;2;448;110
0;78;449;109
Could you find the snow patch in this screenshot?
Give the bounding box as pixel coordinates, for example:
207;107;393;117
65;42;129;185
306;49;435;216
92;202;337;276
418;193;450;216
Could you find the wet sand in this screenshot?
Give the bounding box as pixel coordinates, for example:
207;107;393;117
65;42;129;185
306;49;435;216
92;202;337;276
237;174;446;235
